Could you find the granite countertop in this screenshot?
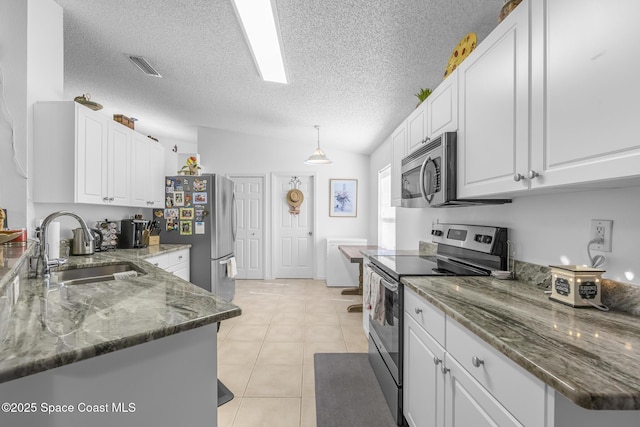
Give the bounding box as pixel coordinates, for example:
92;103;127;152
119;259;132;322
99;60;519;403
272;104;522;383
403;275;640;410
0;243;241;384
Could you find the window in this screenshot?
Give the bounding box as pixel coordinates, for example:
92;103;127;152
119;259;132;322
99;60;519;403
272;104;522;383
378;165;395;249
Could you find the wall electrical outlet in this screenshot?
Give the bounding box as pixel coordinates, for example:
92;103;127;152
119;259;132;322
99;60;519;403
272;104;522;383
590;219;613;252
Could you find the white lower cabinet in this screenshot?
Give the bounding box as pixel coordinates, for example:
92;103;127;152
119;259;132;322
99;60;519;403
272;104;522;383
166;249;190;281
403;287;541;427
403;313;445;427
446;317;545;427
444;355;522;427
404;287;640;427
146;249;190;281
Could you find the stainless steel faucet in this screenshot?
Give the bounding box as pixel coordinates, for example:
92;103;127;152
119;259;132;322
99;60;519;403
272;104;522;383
31;211;94;277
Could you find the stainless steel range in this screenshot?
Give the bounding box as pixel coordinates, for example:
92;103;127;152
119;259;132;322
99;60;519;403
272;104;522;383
366;223;508;426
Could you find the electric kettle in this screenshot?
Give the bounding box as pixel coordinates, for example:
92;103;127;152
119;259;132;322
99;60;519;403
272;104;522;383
71;228;99;255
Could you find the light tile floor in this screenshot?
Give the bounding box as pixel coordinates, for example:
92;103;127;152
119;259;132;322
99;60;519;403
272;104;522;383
217;279;368;427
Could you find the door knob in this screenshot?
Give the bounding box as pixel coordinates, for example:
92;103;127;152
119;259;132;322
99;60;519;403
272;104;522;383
513;173;525;182
414;307;423;314
433;356;441;366
308;231;313;236
441;365;450;375
528;170;540;179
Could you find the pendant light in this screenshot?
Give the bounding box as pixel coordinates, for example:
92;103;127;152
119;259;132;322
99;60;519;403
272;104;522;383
304;125;332;165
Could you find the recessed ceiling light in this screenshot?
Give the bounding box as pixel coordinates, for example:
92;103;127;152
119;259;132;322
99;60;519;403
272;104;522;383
128;55;163;78
231;0;288;84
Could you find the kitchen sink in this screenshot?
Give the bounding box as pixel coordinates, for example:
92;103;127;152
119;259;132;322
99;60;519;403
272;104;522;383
50;262;145;285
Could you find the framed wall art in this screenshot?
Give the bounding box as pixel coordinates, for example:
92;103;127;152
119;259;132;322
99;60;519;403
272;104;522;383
330;179;357;217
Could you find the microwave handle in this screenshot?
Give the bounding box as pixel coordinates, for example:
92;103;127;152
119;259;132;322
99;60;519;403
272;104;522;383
419;156;434;204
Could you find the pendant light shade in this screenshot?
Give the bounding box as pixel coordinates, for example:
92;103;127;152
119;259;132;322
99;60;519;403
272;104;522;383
304;125;332;165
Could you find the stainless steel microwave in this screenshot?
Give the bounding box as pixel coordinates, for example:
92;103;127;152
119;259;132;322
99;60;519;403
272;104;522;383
400;132;511;208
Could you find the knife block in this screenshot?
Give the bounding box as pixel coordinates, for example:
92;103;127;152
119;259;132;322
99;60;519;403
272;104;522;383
141;229;158;246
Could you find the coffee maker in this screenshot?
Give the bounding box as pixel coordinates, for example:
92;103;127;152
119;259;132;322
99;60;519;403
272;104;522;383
119;219;148;248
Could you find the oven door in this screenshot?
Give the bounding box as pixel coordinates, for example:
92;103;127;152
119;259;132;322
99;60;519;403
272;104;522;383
368;265;402;385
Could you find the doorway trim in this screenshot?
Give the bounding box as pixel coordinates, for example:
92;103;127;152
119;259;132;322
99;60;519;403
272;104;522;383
227;173;267;279
270;172;318;280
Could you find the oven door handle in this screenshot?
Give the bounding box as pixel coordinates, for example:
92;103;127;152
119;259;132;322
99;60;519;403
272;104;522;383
380;277;398;292
366;262;397;286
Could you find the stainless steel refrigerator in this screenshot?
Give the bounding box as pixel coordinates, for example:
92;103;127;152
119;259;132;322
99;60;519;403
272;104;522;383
156;174;236;301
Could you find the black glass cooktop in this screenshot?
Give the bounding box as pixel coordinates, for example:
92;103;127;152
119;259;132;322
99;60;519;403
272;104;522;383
369;254;489;281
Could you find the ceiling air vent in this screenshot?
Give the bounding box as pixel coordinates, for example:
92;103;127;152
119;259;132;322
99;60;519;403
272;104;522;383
127;55;162;78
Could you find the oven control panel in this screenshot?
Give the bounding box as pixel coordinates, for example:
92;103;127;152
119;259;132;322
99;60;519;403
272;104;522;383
431;223;507;255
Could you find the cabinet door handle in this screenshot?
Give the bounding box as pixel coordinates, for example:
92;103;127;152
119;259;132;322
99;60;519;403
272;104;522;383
109;197;114;202
414;307;423;314
103;197;109;202
433;356;441;366
472;356;484;367
528;170;540;179
513;173;526;182
441;365;450;375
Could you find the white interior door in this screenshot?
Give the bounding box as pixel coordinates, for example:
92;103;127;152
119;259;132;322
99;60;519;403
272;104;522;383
273;175;314;278
231;176;264;279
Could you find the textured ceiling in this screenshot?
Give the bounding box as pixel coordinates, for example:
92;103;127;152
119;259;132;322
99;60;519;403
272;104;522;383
55;0;503;154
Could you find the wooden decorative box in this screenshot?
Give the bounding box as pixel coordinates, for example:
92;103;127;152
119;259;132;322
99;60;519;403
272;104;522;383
113;114;134;129
549;265;605;308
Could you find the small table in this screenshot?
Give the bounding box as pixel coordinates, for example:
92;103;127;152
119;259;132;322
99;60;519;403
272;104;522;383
338;245;380;313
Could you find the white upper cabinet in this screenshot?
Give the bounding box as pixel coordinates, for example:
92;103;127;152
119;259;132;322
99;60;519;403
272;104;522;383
407;101;428;154
427;70;458;139
131;132;165;208
106;121;132;205
75;105;109;204
529;0;640;188
148;140;165;206
34;101;162;208
457;0;640;198
34;102;112;205
457;0;530;198
407;72;459;156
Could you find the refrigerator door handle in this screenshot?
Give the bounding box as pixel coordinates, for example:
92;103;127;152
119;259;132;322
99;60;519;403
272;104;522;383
231;191;237;243
218;254;234;264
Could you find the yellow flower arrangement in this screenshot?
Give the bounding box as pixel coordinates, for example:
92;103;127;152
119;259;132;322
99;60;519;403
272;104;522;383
180;156;202;175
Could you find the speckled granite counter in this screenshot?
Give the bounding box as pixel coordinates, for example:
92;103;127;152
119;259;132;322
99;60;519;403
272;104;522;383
0;243;241;384
403;275;640;410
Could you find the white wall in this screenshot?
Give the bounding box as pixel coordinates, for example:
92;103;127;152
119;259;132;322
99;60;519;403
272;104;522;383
395;185;640;285
0;0;63;232
158;137;198;176
197;126;369;279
